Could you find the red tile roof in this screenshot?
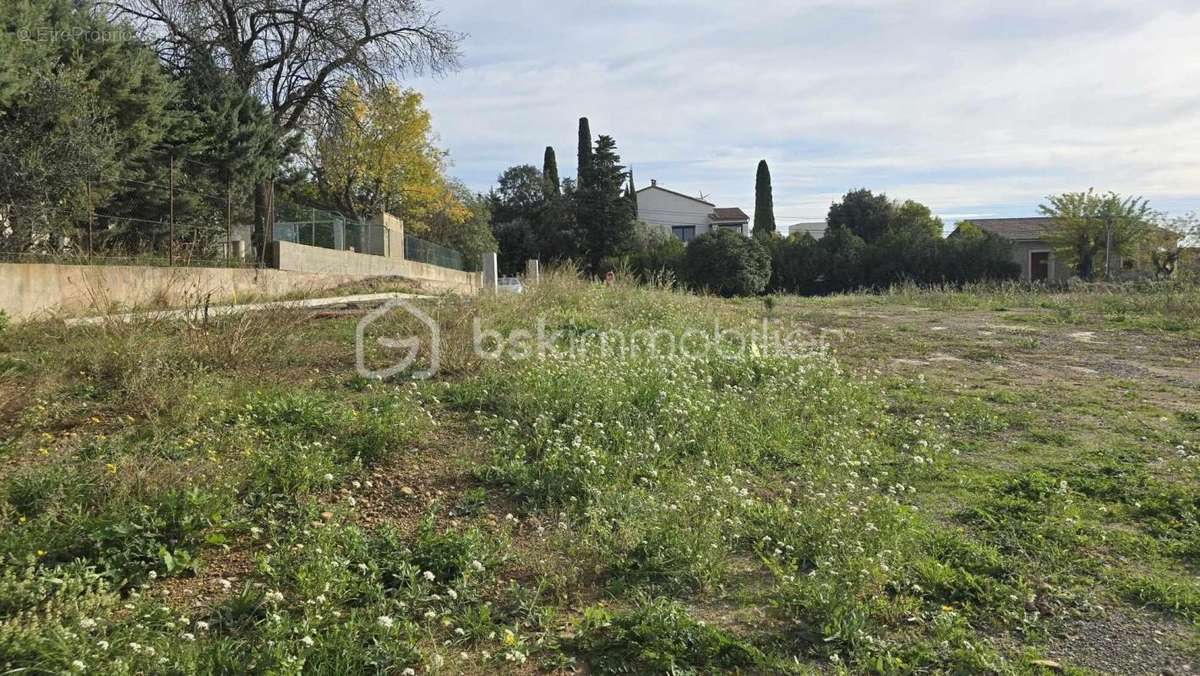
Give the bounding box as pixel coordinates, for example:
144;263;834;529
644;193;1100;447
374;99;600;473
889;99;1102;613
710;207;749;222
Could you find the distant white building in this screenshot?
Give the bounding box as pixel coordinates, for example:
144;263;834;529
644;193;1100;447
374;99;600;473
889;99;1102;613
788;222;827;239
636;180;749;242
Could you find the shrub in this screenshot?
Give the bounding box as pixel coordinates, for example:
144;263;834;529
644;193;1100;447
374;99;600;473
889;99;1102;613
768;232;820;293
814;224;867;292
682;228;770;296
0;310;8;335
861;227;942;288
941;223;1022;283
628;221;685;282
573;596;769;674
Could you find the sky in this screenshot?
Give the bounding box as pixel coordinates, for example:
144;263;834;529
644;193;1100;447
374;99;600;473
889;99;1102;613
411;0;1200;228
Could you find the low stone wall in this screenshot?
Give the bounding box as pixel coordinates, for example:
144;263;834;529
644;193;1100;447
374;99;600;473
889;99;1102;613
269;241;479;294
0;242;478;322
0;240;477;321
0;263;370;322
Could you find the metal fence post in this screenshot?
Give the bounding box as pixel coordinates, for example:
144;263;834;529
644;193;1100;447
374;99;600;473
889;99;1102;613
86;182;94;260
226;178;233;262
168;155;176;266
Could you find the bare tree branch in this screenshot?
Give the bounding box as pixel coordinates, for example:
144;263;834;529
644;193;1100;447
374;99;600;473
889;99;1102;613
102;0;462;132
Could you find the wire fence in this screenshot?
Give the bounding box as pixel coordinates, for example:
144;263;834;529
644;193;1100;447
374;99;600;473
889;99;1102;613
405;234;465;271
273;205;393;256
1;150;468;271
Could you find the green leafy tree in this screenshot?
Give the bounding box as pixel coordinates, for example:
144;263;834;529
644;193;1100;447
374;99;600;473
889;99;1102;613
492;217;537;274
306;82;453;223
102;55;289;255
768;232;820;294
1;0;176;250
629;221;685;281
488;165;544;270
1039;190;1152;280
423;181;497;272
815;225;866;293
827;189;893;243
752;160;776;237
489;165;545;224
0;69;117;250
861;226;941;288
942;222;1021;283
537;187;578;264
543;146;560;197
683;228;771;296
112;0;462;252
577;135;635;271
891;199;944;238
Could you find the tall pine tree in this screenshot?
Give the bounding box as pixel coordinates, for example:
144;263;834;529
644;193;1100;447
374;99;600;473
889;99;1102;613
753;159;776;237
578;135;635;271
542;146;560;197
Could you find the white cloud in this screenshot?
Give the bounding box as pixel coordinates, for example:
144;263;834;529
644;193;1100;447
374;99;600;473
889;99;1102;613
413;1;1200;219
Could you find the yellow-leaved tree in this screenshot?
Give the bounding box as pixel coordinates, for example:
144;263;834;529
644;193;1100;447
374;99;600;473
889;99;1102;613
308;82;466;230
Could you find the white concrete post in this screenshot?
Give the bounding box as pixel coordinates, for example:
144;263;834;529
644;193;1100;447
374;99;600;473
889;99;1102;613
482;253;498;292
525;259;540;284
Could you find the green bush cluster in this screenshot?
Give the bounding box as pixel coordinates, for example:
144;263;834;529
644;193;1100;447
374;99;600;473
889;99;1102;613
574;596;770;674
681;227;772;297
768;223;1020;295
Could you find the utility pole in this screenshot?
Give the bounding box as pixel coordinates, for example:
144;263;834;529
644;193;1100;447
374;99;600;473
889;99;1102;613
1105;222;1113;280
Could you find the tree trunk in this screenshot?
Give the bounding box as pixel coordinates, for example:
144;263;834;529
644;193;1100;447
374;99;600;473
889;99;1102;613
253;180;275;265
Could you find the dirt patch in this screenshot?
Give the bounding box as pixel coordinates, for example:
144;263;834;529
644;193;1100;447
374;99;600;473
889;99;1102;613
154;542;256;611
1044;609;1198;675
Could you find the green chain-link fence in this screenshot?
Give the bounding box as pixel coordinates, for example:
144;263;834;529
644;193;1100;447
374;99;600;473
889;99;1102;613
404;234;465;271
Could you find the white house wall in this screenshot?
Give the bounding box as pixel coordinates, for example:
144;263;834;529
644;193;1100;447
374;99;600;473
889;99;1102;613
636;188;713;237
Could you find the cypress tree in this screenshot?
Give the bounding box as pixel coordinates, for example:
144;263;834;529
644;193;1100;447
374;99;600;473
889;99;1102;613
627;169;638;211
753;159;776;237
542;146;561;197
576;117;593;190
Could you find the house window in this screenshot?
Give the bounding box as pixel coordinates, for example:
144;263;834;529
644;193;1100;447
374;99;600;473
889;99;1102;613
718;224;744;235
672;226;696;242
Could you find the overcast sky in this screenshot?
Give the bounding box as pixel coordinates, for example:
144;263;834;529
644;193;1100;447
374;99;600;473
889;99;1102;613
412;0;1200;226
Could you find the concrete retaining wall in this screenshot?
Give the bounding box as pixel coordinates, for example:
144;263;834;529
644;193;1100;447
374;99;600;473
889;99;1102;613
269;241;479;294
1;242;478;322
0;263;372;321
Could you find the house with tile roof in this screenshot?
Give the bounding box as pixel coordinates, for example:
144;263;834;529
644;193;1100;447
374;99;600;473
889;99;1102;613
953;217;1182;281
951;217;1073;281
635;180;749;242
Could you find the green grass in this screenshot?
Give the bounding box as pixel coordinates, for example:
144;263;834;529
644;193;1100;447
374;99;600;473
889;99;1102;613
1;273;1197;673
